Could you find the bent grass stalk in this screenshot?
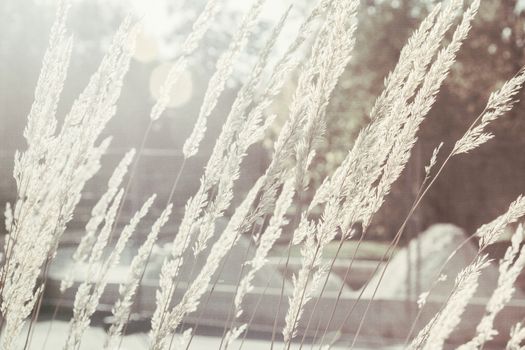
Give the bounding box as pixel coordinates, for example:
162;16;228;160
322;62;525;348
270;192;304;350
407;196;525;349
318;150;451;349
169;210;250;350
316;163;434;348
23;256;51;350
168;178;226;343
183;249;232;350
402;234;478;347
153;4;300;343
179;200;271;350
348;66;525;348
285;245;324;350
11;172;76;349
297;235;345;349
222;178;295;349
331;150;454;349
217;236;254;350
118;158;187;344
156;171;222;349
41;119;154;350
118;4;222;342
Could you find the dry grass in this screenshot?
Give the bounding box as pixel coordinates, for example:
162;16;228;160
1;0;525;349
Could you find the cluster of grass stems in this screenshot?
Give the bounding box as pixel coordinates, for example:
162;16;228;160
1;0;525;349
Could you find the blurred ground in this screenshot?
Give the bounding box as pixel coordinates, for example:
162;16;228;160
23;321;403;350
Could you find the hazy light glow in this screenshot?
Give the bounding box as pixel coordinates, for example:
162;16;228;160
149;62;193;109
134;31;159;63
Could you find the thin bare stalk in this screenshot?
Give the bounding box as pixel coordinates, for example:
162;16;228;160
315;231;366;348
402;234;477;346
323;89;506;348
316;175;432;348
108;119;154;244
238;277;272;350
183;249;232;350
298;235;345;349
218;239;254;350
284;242;322;350
41;297;63;350
318;156;445;349
270;196;304;349
348;94;507;347
23;256;51;350
118;158;187;344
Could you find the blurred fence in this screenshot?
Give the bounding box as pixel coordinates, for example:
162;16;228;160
0;146;266;240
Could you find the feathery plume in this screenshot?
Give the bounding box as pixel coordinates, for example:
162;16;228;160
63;189;125;350
281;0;361;341
309;0;477;228
369;0;479;227
475;195;525;249
370;0;461;122
411;194;525;349
61;149;136;293
1;8;137;349
149;178;265;350
507;323;525;350
223;178;295;347
150;0;221;121
458;225;525;350
182;0;266;158
64;193;154;349
453;67;525;155
204;4;294;186
425;142;444;177
409;256;490;350
150;8;294;341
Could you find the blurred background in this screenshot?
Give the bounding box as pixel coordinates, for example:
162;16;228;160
1;0;525;348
